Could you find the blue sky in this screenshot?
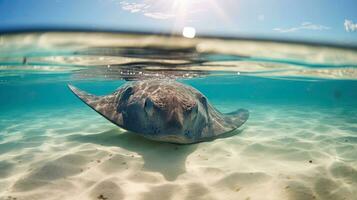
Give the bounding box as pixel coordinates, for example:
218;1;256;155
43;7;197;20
0;0;357;44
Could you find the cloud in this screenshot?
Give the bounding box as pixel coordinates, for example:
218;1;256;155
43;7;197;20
274;22;330;33
118;0;204;20
344;19;357;32
119;1;150;13
117;0;176;20
143;12;174;20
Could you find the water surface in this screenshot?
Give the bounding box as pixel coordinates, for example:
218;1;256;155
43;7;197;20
0;32;356;200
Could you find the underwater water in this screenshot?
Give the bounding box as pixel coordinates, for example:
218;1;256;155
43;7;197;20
0;32;357;200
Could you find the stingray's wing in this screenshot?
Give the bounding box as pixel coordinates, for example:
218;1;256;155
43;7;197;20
68;84;123;126
198;107;249;142
223;109;249;128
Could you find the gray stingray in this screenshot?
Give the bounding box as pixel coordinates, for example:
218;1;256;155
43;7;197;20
68;80;249;144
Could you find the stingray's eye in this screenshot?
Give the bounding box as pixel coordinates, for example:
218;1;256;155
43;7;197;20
200;96;207;105
124;86;133;95
120;86;133;101
144;98;155;115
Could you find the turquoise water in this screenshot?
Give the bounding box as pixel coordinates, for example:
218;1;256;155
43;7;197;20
0;32;357;200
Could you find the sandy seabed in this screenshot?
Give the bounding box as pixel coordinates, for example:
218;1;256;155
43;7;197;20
0;103;356;200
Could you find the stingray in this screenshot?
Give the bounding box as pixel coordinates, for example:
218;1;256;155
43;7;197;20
68;80;249;144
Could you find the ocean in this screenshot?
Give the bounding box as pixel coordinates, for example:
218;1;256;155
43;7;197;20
0;32;356;200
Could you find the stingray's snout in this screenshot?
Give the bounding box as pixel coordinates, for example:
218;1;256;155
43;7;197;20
144;97;186;129
144;97;155;116
167;108;184;129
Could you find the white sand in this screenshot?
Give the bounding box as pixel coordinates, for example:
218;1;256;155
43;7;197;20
0;104;356;200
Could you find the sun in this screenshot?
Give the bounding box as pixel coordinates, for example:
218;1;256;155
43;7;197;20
182;26;196;38
143;0;230;36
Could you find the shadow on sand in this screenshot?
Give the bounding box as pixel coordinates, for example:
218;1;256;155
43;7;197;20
68;129;197;181
68;128;243;181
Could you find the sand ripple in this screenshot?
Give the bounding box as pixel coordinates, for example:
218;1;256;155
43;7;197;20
0;105;356;200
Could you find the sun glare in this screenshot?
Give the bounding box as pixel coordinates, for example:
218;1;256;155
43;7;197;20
146;0;228;37
182;27;196;38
